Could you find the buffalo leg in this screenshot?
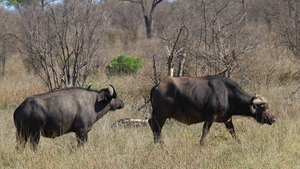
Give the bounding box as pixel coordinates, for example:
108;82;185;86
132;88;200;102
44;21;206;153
29;130;40;151
76;129;88;147
224;119;241;143
148;116;166;143
15;129;28;152
200;121;213;145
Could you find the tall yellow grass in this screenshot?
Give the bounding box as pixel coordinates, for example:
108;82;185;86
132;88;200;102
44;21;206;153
1;108;300;168
1;53;300;168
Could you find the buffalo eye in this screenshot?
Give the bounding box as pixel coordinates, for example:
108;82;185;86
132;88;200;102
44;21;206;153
104;94;113;101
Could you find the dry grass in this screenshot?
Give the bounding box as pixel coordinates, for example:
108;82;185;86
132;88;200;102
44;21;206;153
1;108;300;169
1;52;300;168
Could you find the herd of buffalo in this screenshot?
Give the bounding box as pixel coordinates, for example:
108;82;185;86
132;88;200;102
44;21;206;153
13;75;276;151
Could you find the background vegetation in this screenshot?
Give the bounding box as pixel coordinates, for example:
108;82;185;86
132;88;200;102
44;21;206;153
0;0;300;168
106;54;144;76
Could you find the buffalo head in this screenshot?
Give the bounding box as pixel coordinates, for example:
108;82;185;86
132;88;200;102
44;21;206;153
251;96;276;125
97;84;124;111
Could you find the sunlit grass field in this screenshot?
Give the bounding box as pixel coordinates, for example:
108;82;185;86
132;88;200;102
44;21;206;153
1;107;300;168
1;56;300;168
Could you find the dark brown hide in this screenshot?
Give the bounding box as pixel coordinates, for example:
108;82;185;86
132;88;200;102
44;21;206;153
14;85;124;151
148;76;275;145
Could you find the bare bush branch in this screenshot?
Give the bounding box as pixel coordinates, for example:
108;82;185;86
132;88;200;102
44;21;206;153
14;1;108;91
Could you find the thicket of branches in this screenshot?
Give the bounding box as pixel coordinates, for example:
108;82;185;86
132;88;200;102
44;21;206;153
11;1;110;90
0;0;299;90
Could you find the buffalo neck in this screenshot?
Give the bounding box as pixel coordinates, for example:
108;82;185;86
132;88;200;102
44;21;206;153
230;93;254;117
94;96;113;121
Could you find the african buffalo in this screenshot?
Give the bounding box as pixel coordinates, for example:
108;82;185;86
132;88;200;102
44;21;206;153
148;76;276;145
13;85;124;151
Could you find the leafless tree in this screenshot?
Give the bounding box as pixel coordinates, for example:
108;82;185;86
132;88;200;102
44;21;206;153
12;0;109;91
194;0;250;77
0;8;16;78
267;0;300;60
167;0;260;78
165;25;188;77
124;0;163;39
0;31;7;78
153;0;259;78
109;1;141;46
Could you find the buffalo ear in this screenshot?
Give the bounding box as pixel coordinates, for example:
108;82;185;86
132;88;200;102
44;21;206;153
108;84;117;98
97;85;117;101
250;104;257;114
97;90;110;102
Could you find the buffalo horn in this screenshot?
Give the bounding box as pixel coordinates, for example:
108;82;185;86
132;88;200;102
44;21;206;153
253;97;267;104
108;84;117;98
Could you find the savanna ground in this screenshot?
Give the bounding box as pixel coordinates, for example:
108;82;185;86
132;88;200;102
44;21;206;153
0;51;300;169
1;1;300;168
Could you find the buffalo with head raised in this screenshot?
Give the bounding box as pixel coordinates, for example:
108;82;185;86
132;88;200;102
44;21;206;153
13;85;124;151
148;76;275;145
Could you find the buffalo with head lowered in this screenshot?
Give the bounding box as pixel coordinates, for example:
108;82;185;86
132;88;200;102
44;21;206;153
13;85;124;151
148;76;276;145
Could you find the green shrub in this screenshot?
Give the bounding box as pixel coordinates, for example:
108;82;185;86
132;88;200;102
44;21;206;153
106;54;144;76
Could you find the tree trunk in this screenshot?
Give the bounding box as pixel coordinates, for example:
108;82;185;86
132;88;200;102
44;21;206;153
126;0;163;39
177;54;186;77
0;41;6;78
167;54;174;77
152;55;160;84
144;15;152;39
